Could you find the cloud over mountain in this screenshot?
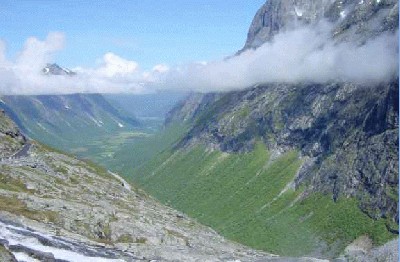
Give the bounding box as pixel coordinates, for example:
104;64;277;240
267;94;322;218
154;23;398;92
0;23;398;95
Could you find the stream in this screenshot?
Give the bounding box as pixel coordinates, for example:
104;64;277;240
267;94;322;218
0;217;138;262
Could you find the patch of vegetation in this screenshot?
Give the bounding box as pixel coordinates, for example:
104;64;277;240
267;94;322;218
0;173;30;192
0;243;14;260
0;195;59;224
236;106;250;118
135;237;147;244
54;165;68;175
386;185;398;202
69;176;79;184
116;234;133;243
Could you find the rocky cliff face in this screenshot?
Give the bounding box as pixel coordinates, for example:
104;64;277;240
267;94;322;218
0;110;26;159
166;0;399;231
242;0;398;51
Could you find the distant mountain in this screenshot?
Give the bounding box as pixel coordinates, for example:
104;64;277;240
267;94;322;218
128;0;399;258
42;63;76;76
0;93;139;150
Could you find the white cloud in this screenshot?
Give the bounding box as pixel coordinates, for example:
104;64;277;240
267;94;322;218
152;64;169;73
16;32;65;73
151;24;398;92
0;24;397;95
0;34;145;95
96;52;139;77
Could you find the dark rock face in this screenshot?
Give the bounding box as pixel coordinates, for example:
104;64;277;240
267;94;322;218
167;0;399;226
165;93;221;125
0;243;16;262
242;0;398;51
242;0;331;51
0;110;27;158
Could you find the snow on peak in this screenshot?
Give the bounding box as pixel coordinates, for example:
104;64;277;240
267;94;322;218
294;7;303;17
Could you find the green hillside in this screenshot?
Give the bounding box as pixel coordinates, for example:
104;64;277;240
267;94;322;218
130;142;395;257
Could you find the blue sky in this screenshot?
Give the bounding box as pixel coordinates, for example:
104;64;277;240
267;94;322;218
0;0;265;70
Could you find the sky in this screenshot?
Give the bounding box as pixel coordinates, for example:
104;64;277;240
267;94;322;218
0;0;265;69
0;0;397;95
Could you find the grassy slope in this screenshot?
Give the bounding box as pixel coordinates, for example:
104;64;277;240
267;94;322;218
131;142;395;257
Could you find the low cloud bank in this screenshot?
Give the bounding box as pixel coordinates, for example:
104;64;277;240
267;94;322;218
156;24;398;92
0;24;398;95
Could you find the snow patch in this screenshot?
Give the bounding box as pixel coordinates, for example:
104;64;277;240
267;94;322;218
117;122;124;128
294;6;303;17
13;252;41;262
61;66;71;74
87;114;103;127
36;123;47;131
340;10;346;18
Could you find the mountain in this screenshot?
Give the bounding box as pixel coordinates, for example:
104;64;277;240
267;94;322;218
127;0;399;258
42;63;77;76
0;108;297;261
0;93;139;151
